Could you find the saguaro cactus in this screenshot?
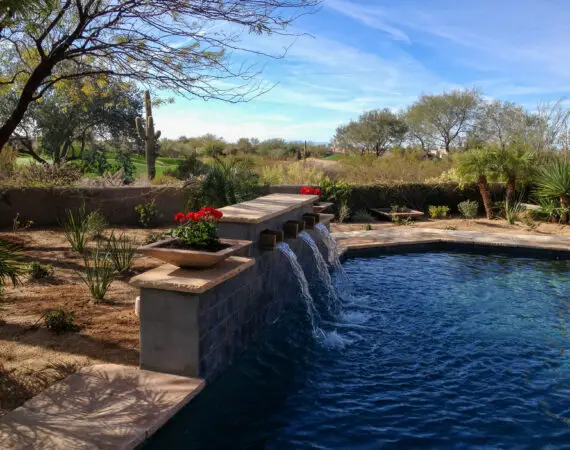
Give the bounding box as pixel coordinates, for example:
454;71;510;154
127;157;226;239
135;91;161;180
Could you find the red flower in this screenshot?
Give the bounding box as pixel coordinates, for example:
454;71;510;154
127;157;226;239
174;212;186;223
313;188;321;196
300;186;311;195
185;212;196;221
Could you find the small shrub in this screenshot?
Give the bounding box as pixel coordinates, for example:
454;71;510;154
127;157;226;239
44;309;79;334
86;211;108;238
111;150;135;184
107;232;136;273
15;162;81;187
170;152;206;179
61;205;89;253
390;204;409;213
393;217;415;226
530;198;560;223
0;146;18;178
458;200;479;219
12;213;33;231
444;225;458;230
81;246;115;301
135;200;159;228
28;262;54;280
143;232;165;245
428;205;450;218
364;223;372;231
352;209;375;223
521;214;538;230
151;174;181;185
337;200;350;223
505;199;524;225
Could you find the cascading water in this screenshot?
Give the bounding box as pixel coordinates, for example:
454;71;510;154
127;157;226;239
276;242;325;339
314;223;349;285
298;231;342;314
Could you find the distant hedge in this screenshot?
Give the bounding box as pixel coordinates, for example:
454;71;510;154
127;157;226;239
269;183;514;213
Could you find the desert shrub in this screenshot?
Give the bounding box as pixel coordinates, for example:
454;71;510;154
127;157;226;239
81;150;110;176
505;198;525;225
135;200;159;228
352;209;375;222
143;232;165;245
14;162;81;186
151;174;181;185
201;157;261;207
364;223;372;231
168;153;206;179
81;246;115;301
28;262;54;280
260;161;327;185
337;200;350;223
86;211;107;238
61;205;89;253
0;146;18;178
12;213;33;231
320;178;352;219
530;198;560;223
0;240;24;294
106;232;136;273
458;200;479;219
110;150;135;184
428;205;450;218
44;309;79;334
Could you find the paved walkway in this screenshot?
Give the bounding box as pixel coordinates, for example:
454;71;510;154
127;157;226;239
0;364;204;449
333;227;570;253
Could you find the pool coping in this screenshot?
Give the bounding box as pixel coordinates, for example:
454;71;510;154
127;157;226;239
333;228;570;259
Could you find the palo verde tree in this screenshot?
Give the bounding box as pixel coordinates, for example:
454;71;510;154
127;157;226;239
333;108;408;156
0;0;319;152
406;88;482;153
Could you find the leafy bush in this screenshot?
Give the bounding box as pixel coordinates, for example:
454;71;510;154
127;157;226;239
61;205;89;253
168;152;206;179
458;200;479;219
44;309;79;334
106;232;136;273
86;211;108;238
530;198;560;223
14;162;82;187
28;262;54;280
151;174;181;185
0;145;18;178
81;246;115;301
428;205;450;218
111;151;135;184
135;200;159;228
0;240;24;294
352;209;375;223
169;208;223;249
535;159;570;222
81;150;110;176
364;223;372;231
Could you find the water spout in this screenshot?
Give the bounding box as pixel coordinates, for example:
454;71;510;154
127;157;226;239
298;231;342;314
314;223;349;285
276;242;325;339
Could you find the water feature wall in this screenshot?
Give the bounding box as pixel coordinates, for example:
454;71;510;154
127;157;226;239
131;194;334;380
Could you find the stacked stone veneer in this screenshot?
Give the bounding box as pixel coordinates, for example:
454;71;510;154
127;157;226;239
136;196;330;380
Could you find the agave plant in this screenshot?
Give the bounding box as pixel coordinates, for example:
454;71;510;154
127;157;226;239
0;239;24;294
535;159;570;223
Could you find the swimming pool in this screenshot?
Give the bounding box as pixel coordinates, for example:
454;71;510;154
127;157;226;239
146;250;570;449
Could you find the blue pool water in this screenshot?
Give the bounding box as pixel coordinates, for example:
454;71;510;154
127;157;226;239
147;251;570;449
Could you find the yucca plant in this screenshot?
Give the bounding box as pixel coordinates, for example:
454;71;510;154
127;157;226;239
61;204;89;253
505;196;525;225
535;159;570;223
80;245;115;301
201;157;260;207
0;240;24;294
106;232;136;273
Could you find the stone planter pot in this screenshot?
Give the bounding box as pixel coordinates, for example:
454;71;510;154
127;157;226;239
313;202;333;213
138;238;252;269
371;207;424;221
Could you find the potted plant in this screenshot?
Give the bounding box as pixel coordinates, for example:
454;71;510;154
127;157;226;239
137;207;251;269
299;186;333;213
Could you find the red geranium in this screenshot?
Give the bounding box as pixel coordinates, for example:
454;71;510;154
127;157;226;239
299;186;321;196
174;212;186;223
175;207;223;223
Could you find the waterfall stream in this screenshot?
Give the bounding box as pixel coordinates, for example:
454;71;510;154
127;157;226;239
276;242;325;338
314;223;349;285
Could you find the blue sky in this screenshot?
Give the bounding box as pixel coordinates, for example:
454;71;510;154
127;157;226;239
154;0;570;143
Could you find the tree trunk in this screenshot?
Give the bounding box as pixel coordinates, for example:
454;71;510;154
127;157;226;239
0;61;55;151
506;175;516;205
478;175;494;219
560;194;569;224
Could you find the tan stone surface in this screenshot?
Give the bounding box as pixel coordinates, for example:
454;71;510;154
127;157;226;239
333;227;570;253
219;193;318;223
129;256;255;294
0;364;204;450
